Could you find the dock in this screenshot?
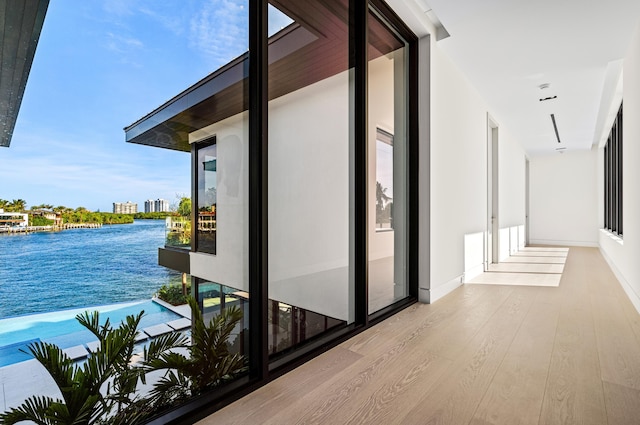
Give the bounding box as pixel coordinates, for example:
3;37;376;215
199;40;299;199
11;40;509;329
0;223;102;234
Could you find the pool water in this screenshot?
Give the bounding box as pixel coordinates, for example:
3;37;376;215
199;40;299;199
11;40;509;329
0;300;182;367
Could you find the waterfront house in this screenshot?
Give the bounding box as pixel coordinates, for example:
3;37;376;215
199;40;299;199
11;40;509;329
4;0;640;423
30;209;63;227
0;209;28;229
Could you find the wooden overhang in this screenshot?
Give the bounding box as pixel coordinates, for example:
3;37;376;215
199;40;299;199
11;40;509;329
0;0;49;147
124;0;403;152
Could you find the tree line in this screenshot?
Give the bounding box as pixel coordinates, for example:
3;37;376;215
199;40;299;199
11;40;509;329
1;198;181;226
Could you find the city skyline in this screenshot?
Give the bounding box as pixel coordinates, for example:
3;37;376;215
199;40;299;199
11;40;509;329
0;1;255;212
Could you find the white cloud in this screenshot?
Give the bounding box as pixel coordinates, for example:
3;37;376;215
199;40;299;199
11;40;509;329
138;6;185;36
105;32;144;53
189;0;249;68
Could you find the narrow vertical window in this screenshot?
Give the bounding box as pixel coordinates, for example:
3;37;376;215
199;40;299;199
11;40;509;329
376;128;394;230
196;138;217;254
604;102;622;237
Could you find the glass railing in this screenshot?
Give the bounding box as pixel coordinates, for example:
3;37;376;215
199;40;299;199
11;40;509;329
165;216;191;248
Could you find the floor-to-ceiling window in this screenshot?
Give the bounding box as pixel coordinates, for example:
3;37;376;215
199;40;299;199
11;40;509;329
367;7;410;314
266;0;353;358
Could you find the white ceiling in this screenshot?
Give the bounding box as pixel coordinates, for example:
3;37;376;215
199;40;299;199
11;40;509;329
392;0;640;156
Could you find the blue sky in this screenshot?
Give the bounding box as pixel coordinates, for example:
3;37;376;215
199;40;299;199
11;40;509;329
0;1;259;212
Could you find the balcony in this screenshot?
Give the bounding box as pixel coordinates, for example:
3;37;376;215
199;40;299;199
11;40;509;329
159;216;191;274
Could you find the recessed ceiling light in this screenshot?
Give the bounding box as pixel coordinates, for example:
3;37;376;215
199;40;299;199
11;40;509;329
539;95;557;102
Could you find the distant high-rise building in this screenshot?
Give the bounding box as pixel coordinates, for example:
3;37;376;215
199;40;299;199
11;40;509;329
144;199;155;213
144;198;169;213
113;201;138;214
154;198;170;212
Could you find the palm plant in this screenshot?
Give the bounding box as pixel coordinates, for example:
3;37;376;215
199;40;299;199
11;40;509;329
0;312;143;425
143;297;245;407
0;311;184;425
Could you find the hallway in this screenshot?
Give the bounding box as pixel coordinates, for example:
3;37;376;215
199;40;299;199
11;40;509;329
200;247;640;424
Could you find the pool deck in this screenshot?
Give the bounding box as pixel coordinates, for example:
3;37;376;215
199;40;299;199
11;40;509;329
0;299;192;413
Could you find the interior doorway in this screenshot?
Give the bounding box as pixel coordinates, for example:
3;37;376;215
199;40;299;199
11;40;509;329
525;158;530;246
486;115;499;269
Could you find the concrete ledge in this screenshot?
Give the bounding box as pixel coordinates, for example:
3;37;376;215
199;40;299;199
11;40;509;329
86;340;100;352
62;345;88;360
167;318;191;331
143;323;173;338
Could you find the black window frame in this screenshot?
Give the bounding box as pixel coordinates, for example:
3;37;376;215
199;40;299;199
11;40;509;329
191;135;218;254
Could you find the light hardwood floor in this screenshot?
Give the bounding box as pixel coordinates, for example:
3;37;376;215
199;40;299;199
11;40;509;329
199;247;640;425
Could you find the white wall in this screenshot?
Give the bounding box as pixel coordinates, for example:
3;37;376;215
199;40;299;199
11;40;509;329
529;150;599;246
268;71;352;322
428;40;526;302
600;20;640;313
189;113;249;292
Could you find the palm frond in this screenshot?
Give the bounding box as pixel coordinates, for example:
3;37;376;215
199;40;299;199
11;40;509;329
0;396;56;425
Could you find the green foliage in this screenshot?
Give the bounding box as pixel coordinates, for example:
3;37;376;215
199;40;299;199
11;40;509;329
156;283;192;306
62;212;133;225
143;297;245;406
30;215;54;226
0;310;184;425
133;212;172;220
0;312;143;425
177;197;191;218
0;199;27;212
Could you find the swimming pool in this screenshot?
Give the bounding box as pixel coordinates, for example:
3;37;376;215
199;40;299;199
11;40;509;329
0;300;183;367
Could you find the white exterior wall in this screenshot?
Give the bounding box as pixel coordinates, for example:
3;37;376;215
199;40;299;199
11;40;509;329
600;20;640;313
267;71;352;321
190;112;249;292
529;150;599;246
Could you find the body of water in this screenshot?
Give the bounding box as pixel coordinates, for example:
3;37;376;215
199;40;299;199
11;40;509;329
0;220;180;320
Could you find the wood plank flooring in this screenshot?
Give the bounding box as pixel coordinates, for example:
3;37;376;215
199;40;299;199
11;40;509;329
198;247;640;425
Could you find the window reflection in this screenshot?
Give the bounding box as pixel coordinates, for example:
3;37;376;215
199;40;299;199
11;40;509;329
197;139;217;254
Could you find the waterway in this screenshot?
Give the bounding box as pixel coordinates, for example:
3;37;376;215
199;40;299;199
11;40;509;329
0;220;180;320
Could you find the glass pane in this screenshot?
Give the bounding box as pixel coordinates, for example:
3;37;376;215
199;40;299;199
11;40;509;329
197;279;248;355
0;1;249;422
196;141;218;254
376;129;394;230
368;9;409;314
267;1;352;357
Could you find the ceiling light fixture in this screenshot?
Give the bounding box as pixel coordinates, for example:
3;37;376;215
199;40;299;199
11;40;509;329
550;114;561;143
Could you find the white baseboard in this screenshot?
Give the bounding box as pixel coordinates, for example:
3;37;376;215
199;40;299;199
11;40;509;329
529;239;598;247
464;264;484;282
599;247;640;315
420;274;463;304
